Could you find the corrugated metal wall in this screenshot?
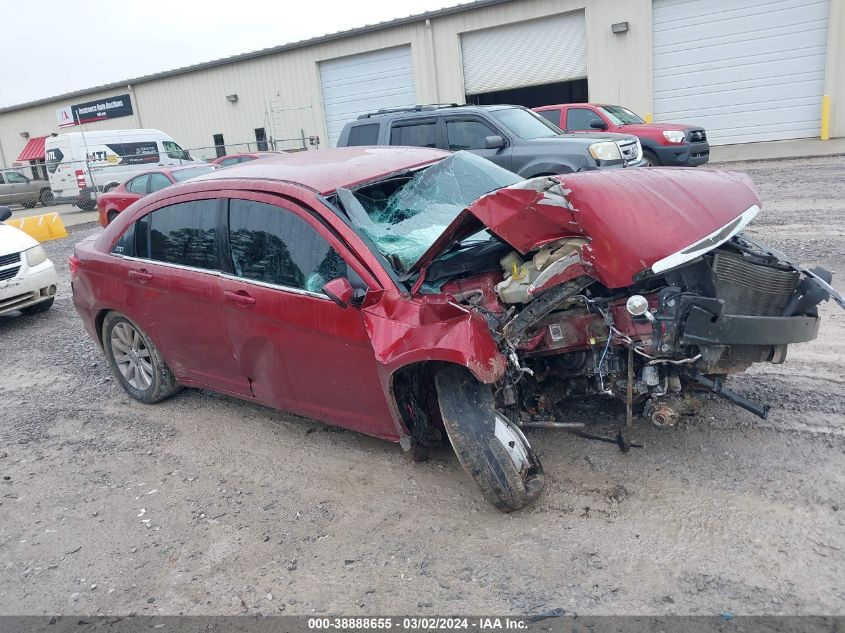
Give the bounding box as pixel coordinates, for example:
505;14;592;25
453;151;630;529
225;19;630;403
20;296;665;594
29;0;845;166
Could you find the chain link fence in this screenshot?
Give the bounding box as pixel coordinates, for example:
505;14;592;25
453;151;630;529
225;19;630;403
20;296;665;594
2;132;318;211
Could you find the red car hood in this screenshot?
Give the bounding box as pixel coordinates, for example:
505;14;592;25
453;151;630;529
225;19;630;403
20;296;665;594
412;168;761;289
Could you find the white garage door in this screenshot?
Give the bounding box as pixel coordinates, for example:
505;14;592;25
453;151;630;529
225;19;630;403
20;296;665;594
320;46;416;147
461;12;587;95
652;0;829;145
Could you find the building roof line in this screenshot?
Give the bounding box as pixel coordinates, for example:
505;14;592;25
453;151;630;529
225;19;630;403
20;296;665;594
0;0;511;115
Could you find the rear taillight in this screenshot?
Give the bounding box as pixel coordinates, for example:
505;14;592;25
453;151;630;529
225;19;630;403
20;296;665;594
75;169;87;190
68;254;80;280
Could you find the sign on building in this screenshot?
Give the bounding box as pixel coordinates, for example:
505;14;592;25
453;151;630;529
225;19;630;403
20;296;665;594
55;93;134;127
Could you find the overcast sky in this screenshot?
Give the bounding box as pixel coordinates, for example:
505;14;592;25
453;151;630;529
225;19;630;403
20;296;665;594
0;0;463;108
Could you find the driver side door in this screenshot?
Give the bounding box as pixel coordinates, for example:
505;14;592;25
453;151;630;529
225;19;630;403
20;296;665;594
217;195;397;438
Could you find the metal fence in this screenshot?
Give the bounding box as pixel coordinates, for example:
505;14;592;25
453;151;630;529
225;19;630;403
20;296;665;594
1;132;319;211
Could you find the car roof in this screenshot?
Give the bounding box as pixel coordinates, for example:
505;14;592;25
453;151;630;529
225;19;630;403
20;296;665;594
193;146;449;194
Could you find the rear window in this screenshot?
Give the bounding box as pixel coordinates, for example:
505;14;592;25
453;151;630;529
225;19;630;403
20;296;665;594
390;121;437;148
346;124;380;146
147;199;219;270
172;165;215;182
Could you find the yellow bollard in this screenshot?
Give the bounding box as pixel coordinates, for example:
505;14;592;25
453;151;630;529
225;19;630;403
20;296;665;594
820;95;830;140
6;212;69;242
644;112;654;124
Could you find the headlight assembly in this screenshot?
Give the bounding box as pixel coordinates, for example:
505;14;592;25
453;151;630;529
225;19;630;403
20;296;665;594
25;244;48;267
662;130;686;143
588;141;622;161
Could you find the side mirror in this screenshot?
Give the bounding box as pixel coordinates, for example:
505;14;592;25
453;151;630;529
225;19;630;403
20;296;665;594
322;277;354;308
590;120;609;130
0;206;11;222
484;135;505;149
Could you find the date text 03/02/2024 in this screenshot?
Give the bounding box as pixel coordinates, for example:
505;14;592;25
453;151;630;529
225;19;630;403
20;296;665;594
307;617;531;630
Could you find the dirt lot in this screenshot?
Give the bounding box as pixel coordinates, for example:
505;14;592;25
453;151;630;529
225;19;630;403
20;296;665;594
1;156;843;616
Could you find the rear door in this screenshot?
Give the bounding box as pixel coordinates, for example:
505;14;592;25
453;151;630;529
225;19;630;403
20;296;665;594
217;194;395;436
125;196;251;395
443;115;512;170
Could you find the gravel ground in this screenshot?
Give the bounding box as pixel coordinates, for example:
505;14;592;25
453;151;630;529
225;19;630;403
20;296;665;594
1;156;843;616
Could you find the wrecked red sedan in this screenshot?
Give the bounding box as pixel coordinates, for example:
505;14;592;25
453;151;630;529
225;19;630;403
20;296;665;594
71;147;843;511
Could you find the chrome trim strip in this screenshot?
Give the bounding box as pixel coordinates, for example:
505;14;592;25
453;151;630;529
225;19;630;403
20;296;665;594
116;255;331;301
650;204;760;274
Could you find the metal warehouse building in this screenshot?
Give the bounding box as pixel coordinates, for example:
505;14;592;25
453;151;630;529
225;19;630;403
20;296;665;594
1;0;843;170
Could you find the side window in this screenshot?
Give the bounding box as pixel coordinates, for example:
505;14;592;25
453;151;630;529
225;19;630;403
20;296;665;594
5;172;28;184
0;173;5;184
219;157;240;167
162;140;188;161
566;108;604;130
389;120;437;148
148;173;172;193
126;175;149;194
445;119;496;150
111;222;135;257
228;199;362;293
347;123;380;146
537;109;561;127
148;199;219;270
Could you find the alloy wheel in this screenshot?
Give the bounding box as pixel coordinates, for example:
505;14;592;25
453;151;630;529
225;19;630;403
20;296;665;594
110;322;154;390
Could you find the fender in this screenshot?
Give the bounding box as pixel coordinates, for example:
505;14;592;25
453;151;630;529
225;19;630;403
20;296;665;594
520;161;577;178
362;291;506;385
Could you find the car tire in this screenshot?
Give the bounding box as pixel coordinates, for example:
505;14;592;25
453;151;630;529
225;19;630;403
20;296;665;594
106;210;119;225
103;183;119;192
434;365;544;512
39;189;54;206
102;312;181;404
642;149;660;167
76;200;96;211
22;197;37;209
20;297;54;315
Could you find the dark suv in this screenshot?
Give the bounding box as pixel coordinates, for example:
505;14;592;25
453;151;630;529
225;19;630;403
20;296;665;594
336;104;644;177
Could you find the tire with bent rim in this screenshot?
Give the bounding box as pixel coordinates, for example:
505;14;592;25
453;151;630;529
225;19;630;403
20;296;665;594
102;312;180;404
434;365;544;512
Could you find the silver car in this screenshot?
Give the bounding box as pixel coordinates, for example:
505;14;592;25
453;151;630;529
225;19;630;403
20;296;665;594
0;170;54;208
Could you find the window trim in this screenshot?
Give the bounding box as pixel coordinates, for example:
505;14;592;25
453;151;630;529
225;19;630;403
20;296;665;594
389;116;440;148
222;193;374;295
443;115;503;151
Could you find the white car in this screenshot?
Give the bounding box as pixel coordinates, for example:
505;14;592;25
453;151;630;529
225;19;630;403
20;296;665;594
0;206;58;316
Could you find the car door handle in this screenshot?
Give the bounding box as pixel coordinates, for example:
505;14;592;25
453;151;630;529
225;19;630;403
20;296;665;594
224;289;256;306
128;269;153;282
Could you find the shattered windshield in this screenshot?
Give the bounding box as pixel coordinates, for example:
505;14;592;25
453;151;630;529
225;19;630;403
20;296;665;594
336;151;522;272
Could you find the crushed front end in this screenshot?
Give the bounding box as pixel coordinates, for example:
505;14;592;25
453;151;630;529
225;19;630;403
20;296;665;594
416;168;844;431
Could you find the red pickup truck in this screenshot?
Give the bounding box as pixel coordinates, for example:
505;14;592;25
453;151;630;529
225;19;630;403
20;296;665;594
534;103;709;167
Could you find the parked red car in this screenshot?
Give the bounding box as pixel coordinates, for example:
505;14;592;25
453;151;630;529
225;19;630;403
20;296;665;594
212;152;279;167
534;103;709;167
97;164;216;227
70;147;841;511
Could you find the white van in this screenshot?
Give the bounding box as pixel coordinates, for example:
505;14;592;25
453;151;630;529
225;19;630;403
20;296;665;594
44;129;203;209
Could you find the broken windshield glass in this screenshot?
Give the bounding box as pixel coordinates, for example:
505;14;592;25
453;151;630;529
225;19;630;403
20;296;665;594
337;151;522;272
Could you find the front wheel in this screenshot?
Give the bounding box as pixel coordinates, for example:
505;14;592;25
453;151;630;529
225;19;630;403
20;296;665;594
642;149;660;167
102;312;181;404
435;365;544;512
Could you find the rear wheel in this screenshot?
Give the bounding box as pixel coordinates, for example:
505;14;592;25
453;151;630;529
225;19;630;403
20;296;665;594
434;365;544;512
102;312;180;404
39;189;54;206
642;149;660;167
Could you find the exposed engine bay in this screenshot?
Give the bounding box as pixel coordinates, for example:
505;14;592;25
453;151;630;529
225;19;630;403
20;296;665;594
336;154;843;436
435;233;837;431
